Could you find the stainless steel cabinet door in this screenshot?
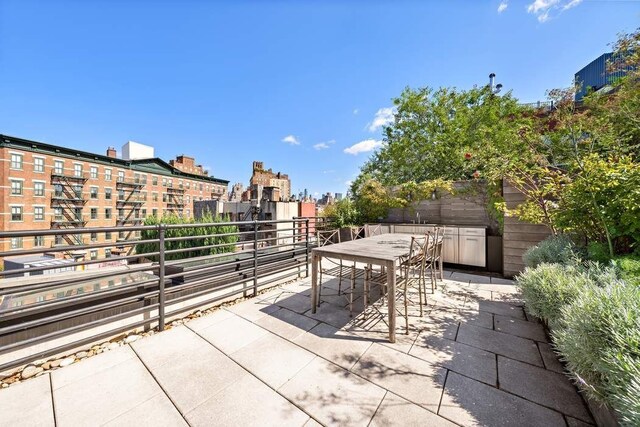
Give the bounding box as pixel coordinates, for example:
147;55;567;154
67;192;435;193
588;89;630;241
442;234;459;263
458;236;486;267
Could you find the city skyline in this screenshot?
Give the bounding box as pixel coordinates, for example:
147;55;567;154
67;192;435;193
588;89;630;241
1;1;638;196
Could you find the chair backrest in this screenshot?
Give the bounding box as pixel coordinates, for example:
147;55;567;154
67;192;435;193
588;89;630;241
426;227;443;261
351;225;365;240
364;224;382;238
317;229;340;247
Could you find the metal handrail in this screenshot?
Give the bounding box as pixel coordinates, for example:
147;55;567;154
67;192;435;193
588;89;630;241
0;216;329;372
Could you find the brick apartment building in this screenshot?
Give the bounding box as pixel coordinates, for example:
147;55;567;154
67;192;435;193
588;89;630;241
249;161;291;201
0;135;229;259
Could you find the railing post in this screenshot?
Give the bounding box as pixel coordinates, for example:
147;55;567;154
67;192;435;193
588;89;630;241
305;218;310;278
158;224;166;331
253;220;258;296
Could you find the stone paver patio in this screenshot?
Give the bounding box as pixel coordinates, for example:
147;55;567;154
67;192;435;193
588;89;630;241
0;270;595;426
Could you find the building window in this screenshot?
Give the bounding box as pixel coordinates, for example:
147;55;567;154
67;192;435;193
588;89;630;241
105;188;112;200
118;171;125;182
34;157;45;173
10;153;23;170
34;206;44;221
105;248;112;258
10;180;23;195
91;208;98;219
91;232;97;242
105;208;112;219
105;231;112;240
118;189;125;201
168;179;173;188
90;166;98;179
141;208;147;217
152;176;158;185
134;173;141;184
186;182;190;189
54;160;64;174
73;185;83;199
105;169;112;181
152;192;158;202
74;164;83;178
119;231;125;239
10;237;23;249
11;206;23;221
55;235;63;245
118;209;124;219
34;236;45;247
162;178;167;187
90;187;98;199
90;250;98;260
152;208;158;217
199;183;203;191
34;182;45;197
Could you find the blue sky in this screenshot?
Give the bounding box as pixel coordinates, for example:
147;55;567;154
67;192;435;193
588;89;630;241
1;1;638;198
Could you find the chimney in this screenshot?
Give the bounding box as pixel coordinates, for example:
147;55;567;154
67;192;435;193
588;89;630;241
106;147;117;158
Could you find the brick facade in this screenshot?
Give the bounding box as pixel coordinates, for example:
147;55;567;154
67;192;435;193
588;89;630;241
0;135;229;259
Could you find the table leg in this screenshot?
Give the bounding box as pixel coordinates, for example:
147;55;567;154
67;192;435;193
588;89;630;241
311;253;319;314
386;260;396;343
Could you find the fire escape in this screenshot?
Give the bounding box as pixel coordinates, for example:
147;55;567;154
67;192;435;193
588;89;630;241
116;176;145;246
165;183;185;216
50;170;88;250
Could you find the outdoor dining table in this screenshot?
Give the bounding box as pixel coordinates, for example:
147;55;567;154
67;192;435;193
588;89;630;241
310;233;418;343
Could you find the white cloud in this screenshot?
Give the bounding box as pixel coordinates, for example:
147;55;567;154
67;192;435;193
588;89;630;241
344;139;383;155
353;108;359;115
313;139;336;150
367;107;395;132
322;170;335;174
497;1;508;13
282;135;300;145
526;0;581;22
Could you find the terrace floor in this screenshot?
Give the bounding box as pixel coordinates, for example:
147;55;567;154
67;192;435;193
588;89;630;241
1;270;594;427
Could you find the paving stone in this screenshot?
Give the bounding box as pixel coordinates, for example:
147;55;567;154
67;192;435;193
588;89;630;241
231;333;316;389
439;372;566;427
410;334;497;386
278;357;386;426
0;373;54;427
302;418;323;427
466;298;527;320
498;356;592;422
194;313;269;354
370;392;457;427
103;394;187;427
352;343;446;412
186;373;310;427
225;298;280;322
303;303;358;329
54;358;162;426
457;324;543;367
494;314;547;342
254;307;319;340
52;344;135;390
566;416;596;427
491;277;515;285
187;308;236;331
450;272;491;284
133;327;246;414
293;322;372;370
458;308;494;330
538;342;565;374
346;316;419;354
260;291;316;314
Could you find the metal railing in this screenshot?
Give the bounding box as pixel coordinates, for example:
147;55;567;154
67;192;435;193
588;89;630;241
0;216;329;372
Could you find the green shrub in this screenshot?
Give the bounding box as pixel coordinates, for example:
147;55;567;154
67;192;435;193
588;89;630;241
515;262;616;328
613;255;640;286
587;241;612;263
554;281;640;426
522;235;581;268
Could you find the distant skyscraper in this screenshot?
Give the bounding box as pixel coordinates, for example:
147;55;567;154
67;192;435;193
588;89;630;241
335;193;343;201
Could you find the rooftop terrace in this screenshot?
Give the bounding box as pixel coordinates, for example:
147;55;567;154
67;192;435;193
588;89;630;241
0;270;593;426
